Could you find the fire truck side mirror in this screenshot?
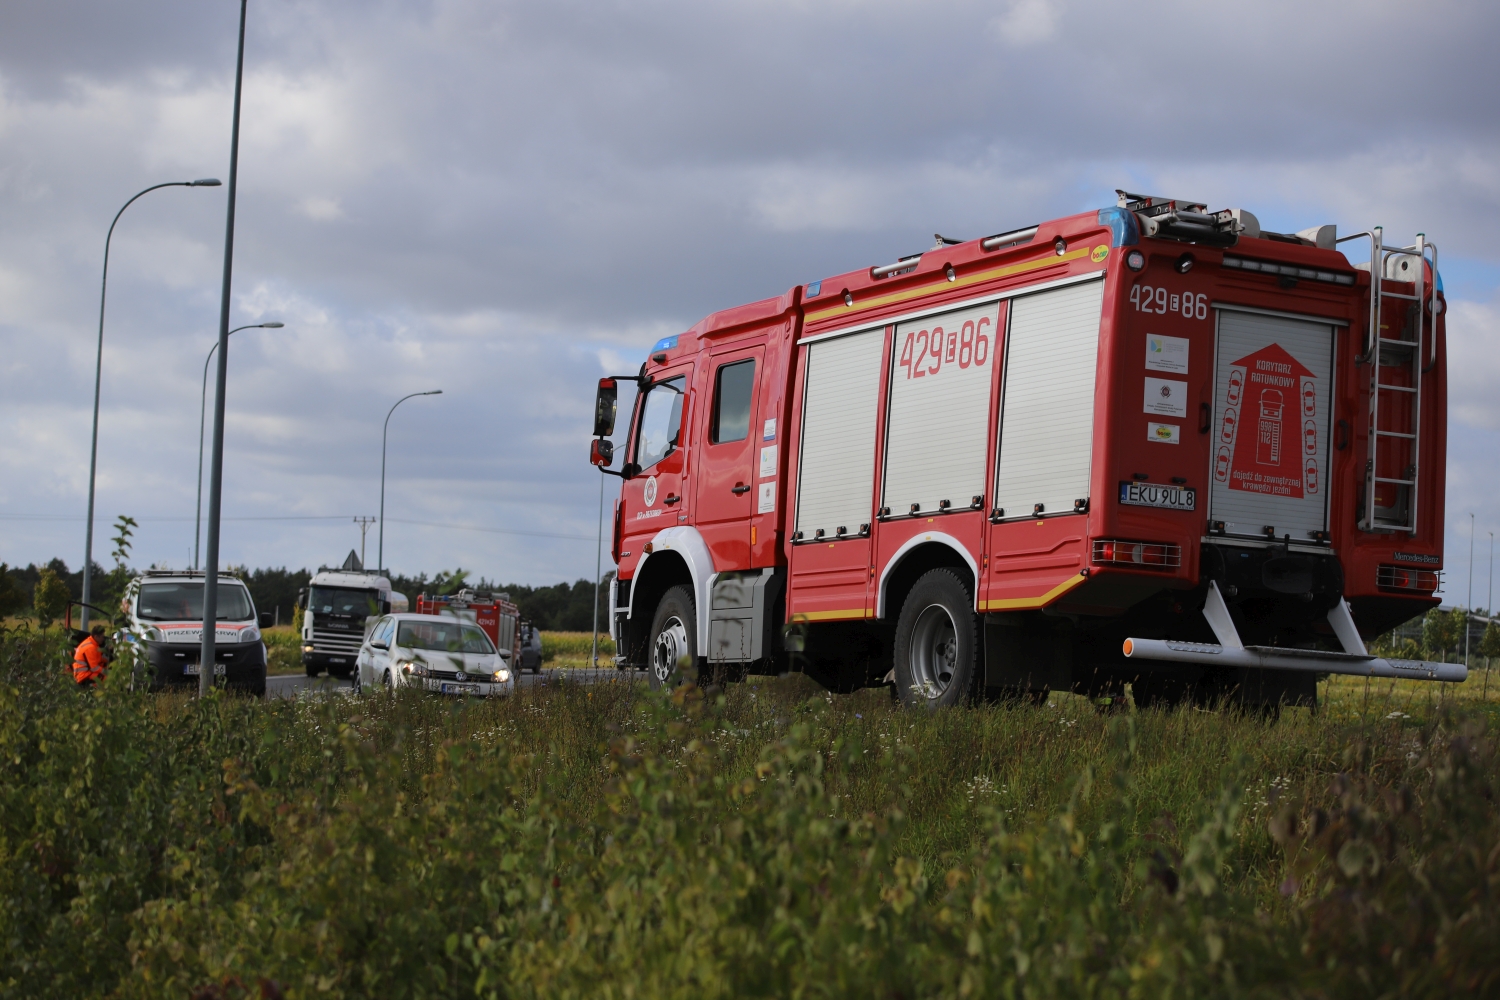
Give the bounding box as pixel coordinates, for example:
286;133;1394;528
594;378;618;437
590;438;615;467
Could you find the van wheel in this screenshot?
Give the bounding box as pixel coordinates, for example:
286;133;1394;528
893;569;978;709
648;585;697;690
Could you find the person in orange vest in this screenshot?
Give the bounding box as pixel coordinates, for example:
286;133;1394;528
72;624;111;686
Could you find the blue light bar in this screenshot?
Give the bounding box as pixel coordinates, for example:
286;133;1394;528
1097;206;1140;247
650;334;679;353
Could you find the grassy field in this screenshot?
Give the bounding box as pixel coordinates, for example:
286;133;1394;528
3;622;1498;997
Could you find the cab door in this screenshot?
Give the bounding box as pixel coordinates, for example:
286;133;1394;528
694;345;765;571
619;366;693;562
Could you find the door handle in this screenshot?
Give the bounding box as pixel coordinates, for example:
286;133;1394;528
731;483;751;495
664;493;681;505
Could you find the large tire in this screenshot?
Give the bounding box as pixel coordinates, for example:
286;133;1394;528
893;569;979;709
647;585;698;690
305;660;320;678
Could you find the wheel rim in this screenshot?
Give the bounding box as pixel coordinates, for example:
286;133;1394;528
652;615;690;685
382;670;393;694
908;603;958;700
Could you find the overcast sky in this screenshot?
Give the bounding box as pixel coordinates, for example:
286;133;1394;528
2;0;1498;599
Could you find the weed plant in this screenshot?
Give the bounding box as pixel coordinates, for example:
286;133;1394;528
1;623;1497;998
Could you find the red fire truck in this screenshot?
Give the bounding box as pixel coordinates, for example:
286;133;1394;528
415;590;520;666
589;190;1461;710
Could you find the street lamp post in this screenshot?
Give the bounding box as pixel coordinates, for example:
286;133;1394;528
200;0;251;697
81;177;221;629
377;391;442;575
194;322;283;570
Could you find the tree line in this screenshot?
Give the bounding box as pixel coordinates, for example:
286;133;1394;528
0;557;615;633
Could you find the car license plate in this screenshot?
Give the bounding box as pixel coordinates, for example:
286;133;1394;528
440;682;481;695
183;663;227;676
328;657;346;664
1118;481;1196;511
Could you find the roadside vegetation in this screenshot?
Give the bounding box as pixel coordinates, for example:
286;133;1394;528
3;621;1498;998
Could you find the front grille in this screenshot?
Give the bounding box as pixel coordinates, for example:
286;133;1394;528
311;628;362;653
427;668;490;682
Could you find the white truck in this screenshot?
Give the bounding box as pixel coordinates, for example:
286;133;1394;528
299;566;408;678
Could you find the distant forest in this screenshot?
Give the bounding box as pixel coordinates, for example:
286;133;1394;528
0;560;615;633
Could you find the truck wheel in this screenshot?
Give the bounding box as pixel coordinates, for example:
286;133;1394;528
648;585;697;690
893;569;978;709
305;661;320;678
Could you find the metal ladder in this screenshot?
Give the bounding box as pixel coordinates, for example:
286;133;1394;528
1336;228;1438;533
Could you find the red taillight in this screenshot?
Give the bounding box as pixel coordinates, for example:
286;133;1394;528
1092;539;1182;570
1376;565;1438;591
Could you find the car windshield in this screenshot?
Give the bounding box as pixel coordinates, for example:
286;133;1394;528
309;586;380;616
396;620;495;654
137;582;254;622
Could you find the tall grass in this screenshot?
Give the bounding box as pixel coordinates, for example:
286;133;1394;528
2;622;1498;998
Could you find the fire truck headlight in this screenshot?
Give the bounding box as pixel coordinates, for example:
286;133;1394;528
1126;250;1145;272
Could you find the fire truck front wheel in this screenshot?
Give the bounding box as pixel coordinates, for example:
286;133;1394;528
648;585;698;691
893;569;979;709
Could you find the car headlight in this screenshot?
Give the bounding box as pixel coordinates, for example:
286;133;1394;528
492;669;510;683
400;661;429;678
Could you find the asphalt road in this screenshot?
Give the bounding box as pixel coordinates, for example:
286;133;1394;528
266;666;639;699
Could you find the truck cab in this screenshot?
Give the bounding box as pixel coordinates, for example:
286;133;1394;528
299;568;406;678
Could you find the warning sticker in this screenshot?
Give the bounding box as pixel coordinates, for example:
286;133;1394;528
1214;342;1319;499
757;482;776;514
1143;377;1188;418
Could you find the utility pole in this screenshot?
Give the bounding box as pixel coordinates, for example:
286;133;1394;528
1466;512;1475;670
354;516;376;570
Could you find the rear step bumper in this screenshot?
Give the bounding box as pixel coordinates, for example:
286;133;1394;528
1124;580;1466;683
1123;637;1465;682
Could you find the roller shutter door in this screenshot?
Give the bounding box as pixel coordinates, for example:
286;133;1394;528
993;277;1104;519
882;301;1001;514
1208;308;1334;539
794;328;885;538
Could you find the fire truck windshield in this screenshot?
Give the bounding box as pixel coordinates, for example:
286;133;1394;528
308;586;379;616
137;582;254;622
635;376;685;470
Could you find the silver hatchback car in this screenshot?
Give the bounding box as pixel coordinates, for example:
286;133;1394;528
356;613;515;697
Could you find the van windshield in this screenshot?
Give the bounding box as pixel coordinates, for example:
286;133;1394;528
309;586;380;616
137;582;255;622
396;620;495;654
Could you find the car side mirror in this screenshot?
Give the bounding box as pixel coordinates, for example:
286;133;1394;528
589;438;614;467
594;378;618;437
371;641;388;651
259;612;274;629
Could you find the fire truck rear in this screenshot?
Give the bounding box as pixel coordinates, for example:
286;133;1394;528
415;590;521;668
589;190;1459;710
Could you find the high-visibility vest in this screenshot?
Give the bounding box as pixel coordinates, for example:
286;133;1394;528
72;635;107;685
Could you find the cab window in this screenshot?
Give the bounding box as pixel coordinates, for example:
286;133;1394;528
634;376;686;470
710;359;755;443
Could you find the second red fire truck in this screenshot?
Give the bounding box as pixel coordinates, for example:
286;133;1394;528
589;190;1461;710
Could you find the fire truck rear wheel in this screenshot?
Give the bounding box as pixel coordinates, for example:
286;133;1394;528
648;585;698;690
893;568;978;709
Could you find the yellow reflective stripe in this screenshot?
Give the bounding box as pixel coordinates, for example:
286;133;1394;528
981;572;1088;611
805;247;1095;325
790;608;868;622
